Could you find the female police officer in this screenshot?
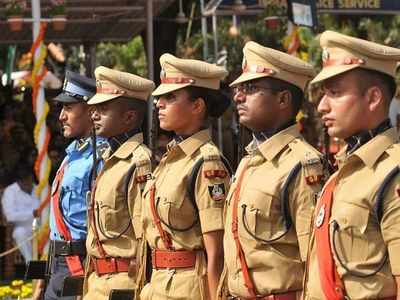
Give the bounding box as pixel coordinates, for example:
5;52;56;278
140;54;231;300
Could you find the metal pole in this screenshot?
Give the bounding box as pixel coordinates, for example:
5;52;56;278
200;0;209;60
31;0;40;263
32;0;40;42
146;0;155;150
212;13;223;151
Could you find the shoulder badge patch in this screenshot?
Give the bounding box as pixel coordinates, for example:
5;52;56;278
208;183;226;201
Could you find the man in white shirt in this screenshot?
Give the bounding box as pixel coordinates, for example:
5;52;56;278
1;165;40;262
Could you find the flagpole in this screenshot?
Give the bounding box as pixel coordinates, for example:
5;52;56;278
31;0;41;263
32;0;40;40
31;0;52;260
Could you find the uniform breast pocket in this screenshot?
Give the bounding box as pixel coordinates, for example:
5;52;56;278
62;178;84;212
99;204;131;238
332;204;371;262
158;195;198;232
240;188;281;243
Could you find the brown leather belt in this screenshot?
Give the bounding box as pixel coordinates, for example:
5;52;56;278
229;291;297;300
152;249;197;269
90;256;135;276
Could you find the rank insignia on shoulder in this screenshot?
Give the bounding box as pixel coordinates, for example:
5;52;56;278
204;169;227;179
135;173;152;184
305;175;323;185
77;139;89;152
208;183;226;201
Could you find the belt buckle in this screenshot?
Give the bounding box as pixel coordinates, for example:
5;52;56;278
59;241;71;256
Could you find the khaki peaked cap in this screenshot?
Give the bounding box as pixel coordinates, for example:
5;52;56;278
88;66;155;104
311;30;400;85
230;41;315;91
152;53;228;96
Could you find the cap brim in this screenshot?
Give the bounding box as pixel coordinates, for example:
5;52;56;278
229;72;271;87
87;93;120;105
152;83;192;97
53;93;80;103
310;64;360;85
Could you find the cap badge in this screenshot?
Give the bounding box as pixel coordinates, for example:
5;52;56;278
96;79;102;88
322;47;330;63
315;204;326;228
160;69;166;80
249;65;259;73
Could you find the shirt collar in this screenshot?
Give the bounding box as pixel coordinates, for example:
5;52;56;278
247;124;301;161
111;132;144;159
107;128;141;154
344;127;398;168
65;137;92;158
252;120;296;145
167;129;211;157
345;119;392;155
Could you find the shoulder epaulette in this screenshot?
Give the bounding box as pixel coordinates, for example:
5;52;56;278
185;144;233;211
289;139;325;186
133;148;152;184
199;144;230;179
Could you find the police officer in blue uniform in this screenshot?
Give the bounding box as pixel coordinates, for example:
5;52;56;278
34;71;105;300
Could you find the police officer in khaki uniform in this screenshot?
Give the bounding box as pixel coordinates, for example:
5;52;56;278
221;41;326;300
303;31;400;300
83;66;155;300
140;54;231;300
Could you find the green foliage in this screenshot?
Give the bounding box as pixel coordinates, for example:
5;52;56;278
96;36;147;76
177;5;288;78
4;0;26;17
49;1;66;16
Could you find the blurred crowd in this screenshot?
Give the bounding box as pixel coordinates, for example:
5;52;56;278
0;87;67;226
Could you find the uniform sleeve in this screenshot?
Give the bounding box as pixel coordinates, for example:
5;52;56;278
290;163;324;262
195;158;231;234
380;176;400;275
129;154;152;238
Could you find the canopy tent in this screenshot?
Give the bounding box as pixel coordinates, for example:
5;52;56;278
0;0;174;45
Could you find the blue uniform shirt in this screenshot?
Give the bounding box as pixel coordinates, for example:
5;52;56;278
49;137;106;241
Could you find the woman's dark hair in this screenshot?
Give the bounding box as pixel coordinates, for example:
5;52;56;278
185;86;231;118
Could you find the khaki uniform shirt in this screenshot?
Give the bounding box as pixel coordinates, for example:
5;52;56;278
140;129;231;300
224;125;325;298
304;128;400;300
86;133;152;258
